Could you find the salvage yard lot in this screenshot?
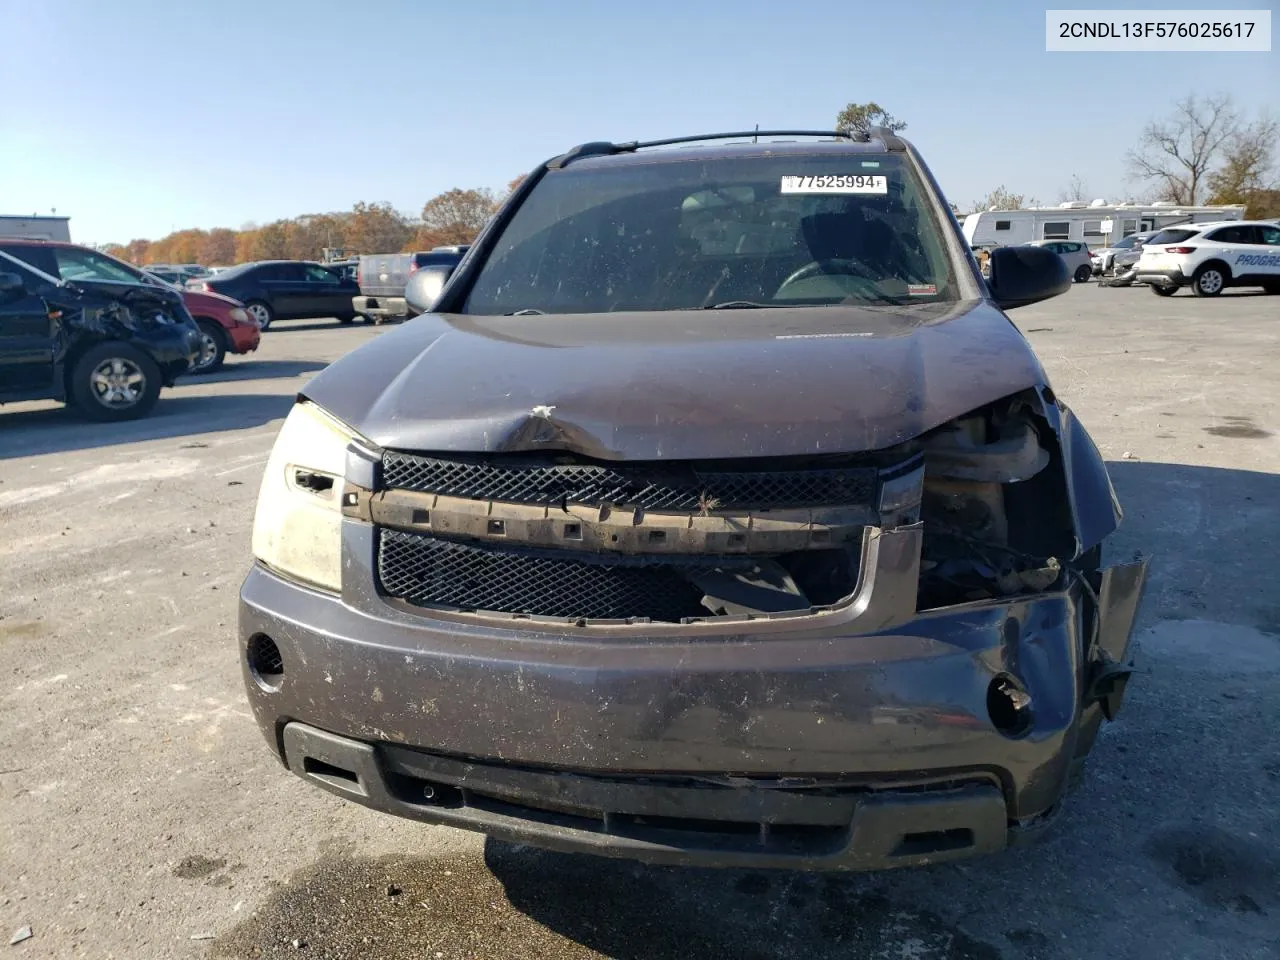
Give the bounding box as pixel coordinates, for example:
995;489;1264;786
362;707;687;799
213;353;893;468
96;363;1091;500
2;289;1278;960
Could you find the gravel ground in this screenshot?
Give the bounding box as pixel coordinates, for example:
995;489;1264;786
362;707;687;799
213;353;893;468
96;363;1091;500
2;287;1278;959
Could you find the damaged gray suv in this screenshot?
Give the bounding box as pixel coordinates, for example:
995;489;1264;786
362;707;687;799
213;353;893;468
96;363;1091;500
240;129;1148;871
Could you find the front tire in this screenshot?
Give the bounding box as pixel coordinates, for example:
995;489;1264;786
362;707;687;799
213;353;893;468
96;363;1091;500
191;319;228;374
70;342;162;421
244;300;274;330
1192;264;1227;297
1073;265;1091;283
1150;284;1176;297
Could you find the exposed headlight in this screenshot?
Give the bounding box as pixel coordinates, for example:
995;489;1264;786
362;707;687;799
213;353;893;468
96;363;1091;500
229;307;249;323
251;401;355;592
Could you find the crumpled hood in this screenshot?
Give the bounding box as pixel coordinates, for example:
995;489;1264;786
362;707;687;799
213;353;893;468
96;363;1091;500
303;300;1049;460
52;278;186;311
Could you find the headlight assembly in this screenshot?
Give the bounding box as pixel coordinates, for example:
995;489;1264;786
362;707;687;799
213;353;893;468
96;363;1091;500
251;401;356;592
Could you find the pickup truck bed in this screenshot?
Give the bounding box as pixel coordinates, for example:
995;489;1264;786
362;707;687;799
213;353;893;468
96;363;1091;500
354;248;467;322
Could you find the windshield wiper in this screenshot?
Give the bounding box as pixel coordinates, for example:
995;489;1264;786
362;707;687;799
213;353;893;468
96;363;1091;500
704;300;771;310
505;308;546;316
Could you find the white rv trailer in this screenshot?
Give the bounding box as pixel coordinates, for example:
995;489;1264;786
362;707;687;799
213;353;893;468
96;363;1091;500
962;201;1245;248
0;215;71;241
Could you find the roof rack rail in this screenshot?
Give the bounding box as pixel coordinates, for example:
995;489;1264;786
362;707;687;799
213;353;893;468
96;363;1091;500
546;141;635;170
631;130;854;150
545;131;859;169
870;126;906;152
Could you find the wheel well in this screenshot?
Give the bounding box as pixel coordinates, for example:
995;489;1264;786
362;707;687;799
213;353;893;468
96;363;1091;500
1195;259;1232;279
61;335;112;398
193;315;228;343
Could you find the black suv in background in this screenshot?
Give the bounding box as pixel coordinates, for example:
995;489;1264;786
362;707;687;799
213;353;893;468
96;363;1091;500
0;250;200;420
194;260;359;330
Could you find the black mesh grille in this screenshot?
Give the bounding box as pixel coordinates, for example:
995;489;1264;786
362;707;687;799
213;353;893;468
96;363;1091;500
381;451;877;511
377;529;730;621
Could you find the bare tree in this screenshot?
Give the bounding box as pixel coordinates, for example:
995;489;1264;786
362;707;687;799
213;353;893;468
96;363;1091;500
1127;93;1241;204
972;185;1030;211
1057;173;1089;203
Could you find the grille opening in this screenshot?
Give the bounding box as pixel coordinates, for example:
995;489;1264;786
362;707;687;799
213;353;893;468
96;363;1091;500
563;523;582;540
377;530;865;623
303;757;358;785
487;519;506;535
892;828;974;857
246;634;283;680
648;530;666;543
378;530;709;621
380;449;882;512
412;508;430;524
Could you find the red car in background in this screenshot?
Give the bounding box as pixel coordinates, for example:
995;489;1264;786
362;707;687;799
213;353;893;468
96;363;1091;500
0;240;260;373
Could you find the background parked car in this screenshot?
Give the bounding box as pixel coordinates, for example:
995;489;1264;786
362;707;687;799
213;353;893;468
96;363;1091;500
145;267;189;285
0;240;260;374
354;246;469;323
193;260;359;330
0;249;199;420
1091;231;1157;276
323;259;359;283
1134;220;1280;297
1027;239;1093;282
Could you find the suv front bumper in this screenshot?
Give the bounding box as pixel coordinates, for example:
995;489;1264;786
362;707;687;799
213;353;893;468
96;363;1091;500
239;546;1147;870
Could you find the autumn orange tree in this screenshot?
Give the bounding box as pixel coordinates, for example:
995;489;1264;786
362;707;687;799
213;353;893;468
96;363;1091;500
103;181;527;265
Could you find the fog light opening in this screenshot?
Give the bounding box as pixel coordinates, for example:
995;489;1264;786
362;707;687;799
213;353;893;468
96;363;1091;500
247;634;284;691
987;674;1032;737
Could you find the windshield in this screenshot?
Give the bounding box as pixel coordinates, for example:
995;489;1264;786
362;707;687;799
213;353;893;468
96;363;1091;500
53;247;144;284
462;153;957;315
1147;228;1199;245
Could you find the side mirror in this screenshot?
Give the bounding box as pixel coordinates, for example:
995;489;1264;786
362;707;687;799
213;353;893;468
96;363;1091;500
0;271;26;297
987;245;1070;310
405;263;454;316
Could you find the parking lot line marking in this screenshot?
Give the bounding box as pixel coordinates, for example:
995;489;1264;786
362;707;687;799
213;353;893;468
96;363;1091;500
214;458;268;478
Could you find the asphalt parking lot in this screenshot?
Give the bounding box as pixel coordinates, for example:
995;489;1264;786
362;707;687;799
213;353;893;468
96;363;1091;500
2;287;1278;960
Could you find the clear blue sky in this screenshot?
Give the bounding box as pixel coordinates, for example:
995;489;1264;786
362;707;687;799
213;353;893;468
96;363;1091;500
2;0;1275;245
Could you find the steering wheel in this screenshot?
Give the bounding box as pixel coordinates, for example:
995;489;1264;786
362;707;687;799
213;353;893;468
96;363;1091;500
775;257;878;297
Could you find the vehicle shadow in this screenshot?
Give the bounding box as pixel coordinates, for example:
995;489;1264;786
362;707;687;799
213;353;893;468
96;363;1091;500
1103;459;1280;632
0;392;292;460
181;359;328;384
265;318;400;333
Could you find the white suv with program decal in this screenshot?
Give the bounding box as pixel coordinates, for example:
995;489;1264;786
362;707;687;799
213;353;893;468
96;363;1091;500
1135;221;1280;297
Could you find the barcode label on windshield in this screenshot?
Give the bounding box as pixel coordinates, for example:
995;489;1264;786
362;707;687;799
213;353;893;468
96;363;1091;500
780;175;887;194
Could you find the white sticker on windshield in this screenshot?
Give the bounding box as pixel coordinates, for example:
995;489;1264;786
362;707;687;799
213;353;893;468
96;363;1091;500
780;175;887;195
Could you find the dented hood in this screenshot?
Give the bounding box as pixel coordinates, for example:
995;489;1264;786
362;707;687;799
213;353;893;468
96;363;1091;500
302;300;1049;460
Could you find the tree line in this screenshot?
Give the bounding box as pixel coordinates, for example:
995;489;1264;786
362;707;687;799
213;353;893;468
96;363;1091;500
106;97;1276;265
104;180;524;266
